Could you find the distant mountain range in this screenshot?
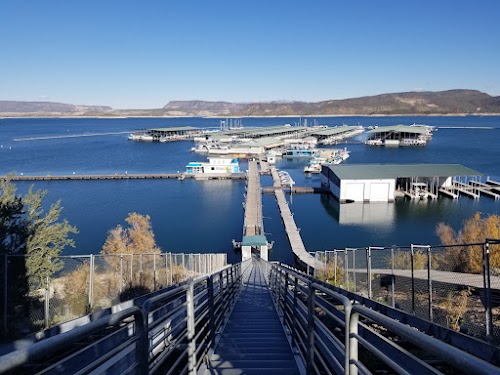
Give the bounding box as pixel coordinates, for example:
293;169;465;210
1;90;499;117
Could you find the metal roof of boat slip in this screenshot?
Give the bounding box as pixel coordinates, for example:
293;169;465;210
149;126;199;132
308;125;360;136
366;125;428;134
326;164;482;180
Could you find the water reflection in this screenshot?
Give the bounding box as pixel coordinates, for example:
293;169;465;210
321;194;395;227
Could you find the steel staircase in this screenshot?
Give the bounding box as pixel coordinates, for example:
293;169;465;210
210;257;301;375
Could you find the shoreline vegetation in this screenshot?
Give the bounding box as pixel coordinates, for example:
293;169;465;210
2;89;500;119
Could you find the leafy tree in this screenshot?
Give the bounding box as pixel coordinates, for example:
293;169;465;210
436;212;500;273
23;186;78;287
0;176;26;255
1;177;77;338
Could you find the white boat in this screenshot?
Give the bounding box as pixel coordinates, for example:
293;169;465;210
185;157;240;174
128;133;153;141
277;170;294;186
304;163;322;173
303;148;350;173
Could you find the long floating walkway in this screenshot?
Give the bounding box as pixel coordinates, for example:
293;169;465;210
1;173;246;181
14;131;132;142
244;160;263;236
270;166;323;270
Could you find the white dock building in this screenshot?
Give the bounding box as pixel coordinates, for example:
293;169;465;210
321;164;481;203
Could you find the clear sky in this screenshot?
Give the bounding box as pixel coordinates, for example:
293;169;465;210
1;0;499;109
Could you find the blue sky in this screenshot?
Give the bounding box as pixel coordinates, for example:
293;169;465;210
1;0;499;108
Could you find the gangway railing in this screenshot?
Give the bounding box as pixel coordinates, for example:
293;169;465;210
267;261;500;375
2;258;499;374
0;261;246;375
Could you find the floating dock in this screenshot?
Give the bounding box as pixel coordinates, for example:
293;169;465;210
452;180;480;200
1;173;246;181
14;131;133;142
438;188;459;199
270;166;323;270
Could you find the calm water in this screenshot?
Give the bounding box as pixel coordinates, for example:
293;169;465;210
1;116;500;264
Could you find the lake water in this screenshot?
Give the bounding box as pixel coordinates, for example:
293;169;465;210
1;116;499;264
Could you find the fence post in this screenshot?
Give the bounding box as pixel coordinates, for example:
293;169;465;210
139;254;143;286
130;254;134;286
120;255;123;293
391;246;396;308
344;250;349;290
483;241;493;338
353;249;357;292
334;250;338;285
367;247;372;299
89;254;95;312
169;253;173;285
427;246;433;322
44;271;50;329
410;245;415;314
186;280;196;375
306;282;315;374
153;254;157;291
3;254;7;339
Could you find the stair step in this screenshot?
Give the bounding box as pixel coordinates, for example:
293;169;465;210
214;346;293;355
222;328;284;333
221;333;286;342
215;369;300;375
211;352;293;361
211;359;298;369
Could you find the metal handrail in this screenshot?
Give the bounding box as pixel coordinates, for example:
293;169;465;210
0;262;243;375
266;261;500;375
0;306;147;375
3;258;499;374
349;303;500;375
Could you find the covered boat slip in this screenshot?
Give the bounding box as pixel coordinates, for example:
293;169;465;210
149;126;201;140
365;124;430;146
307;125;364;143
321;164;482;203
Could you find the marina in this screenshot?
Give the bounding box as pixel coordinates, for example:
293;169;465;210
1;115;500;260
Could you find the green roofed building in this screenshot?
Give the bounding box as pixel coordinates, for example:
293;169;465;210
321;164;481;203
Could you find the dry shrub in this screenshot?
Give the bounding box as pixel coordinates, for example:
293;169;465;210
442;287;472;331
436;213;500;273
63;263;90;316
393;250;427;270
318;260;344;287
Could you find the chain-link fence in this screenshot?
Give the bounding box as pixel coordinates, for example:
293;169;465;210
313;239;500;343
1;252;227;340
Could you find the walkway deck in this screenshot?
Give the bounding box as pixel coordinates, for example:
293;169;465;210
211;258;301;375
243;160;263;236
1;173;246;181
270;166;323;270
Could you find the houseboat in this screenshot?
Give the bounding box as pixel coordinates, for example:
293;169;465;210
185;157;240;174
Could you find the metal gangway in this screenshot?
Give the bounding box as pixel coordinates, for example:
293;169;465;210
1;258;499;374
